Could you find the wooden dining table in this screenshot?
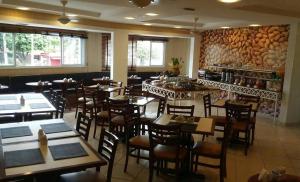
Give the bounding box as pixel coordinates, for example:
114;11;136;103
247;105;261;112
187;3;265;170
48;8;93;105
0;119;107;181
87;85;122;93
25;82;52;93
110;95;155;107
212;98;258;111
0;93;56;118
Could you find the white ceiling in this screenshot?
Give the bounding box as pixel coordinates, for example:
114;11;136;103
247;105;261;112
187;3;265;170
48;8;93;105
0;0;299;30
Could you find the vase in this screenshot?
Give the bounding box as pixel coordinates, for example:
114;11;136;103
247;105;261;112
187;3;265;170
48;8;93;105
171;67;180;76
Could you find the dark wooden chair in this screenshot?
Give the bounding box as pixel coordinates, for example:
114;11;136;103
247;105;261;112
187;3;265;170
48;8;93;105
203;94;227;133
166;104;194;116
55;95;66;119
81;85;98;118
75;82;88;118
107;98;135;141
76;112;92;141
226;101;252;155
110;81;123;95
59;128;119;182
93;89;110;138
237;94;260;144
192;121;233;182
148;122;188;182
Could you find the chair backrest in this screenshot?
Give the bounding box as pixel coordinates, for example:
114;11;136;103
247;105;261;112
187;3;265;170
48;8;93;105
76;112;92;141
166;104;195;117
203;94;212;117
225;101;252;124
110;81;123;95
156;96;167;118
82;85;98;102
148;122;182;159
55;95;66;119
107;98;134;122
123;86;144;96
92;89;108;112
98;128;119;182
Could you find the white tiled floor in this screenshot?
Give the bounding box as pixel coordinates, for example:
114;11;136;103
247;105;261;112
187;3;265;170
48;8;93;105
64;99;300;182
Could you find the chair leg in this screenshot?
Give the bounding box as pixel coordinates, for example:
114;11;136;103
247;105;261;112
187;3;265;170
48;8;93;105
251;125;255;145
136;149;140;164
156;160;160;176
93;121;97;138
149;159;154;182
124;145;129;172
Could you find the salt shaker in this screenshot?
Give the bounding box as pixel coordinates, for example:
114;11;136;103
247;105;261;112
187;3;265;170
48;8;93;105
38;129;48;146
20;95;25;106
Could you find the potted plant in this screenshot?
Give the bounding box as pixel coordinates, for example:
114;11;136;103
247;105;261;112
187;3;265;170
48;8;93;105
169;57;183;76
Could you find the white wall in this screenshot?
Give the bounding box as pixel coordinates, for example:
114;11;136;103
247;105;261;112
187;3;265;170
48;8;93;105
279;23;300;125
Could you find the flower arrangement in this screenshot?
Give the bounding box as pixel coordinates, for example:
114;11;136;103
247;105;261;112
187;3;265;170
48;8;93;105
168;57;184;76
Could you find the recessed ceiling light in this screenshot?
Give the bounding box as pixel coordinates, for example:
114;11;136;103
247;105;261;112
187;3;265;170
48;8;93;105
174;26;182;29
144;23;152;26
218;0;241;3
125;17;136;20
17;7;30;11
249;24;261;27
221;26;230;29
146;13;159;16
67;14;77;17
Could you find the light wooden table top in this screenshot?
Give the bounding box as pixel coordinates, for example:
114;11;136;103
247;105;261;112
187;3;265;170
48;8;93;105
0;93;56;115
212;99;258;111
0;137;106;181
154;114;215;135
0;119;78;145
110;95;155;106
88;85;122;92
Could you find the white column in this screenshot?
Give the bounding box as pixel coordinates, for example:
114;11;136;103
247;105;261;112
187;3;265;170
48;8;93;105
188;35;200;79
279;23;300;125
111;30;128;86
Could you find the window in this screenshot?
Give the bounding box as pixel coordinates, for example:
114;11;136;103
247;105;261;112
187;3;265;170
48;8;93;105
0;33;14;66
102;33;112;70
128;37;166;67
0;32;85;67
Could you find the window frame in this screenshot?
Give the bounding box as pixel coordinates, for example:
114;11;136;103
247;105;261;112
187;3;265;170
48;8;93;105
0;32;86;68
130;40;166;68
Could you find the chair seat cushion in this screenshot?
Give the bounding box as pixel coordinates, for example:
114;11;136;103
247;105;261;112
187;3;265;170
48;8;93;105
193;142;221;158
210;115;227;126
129;135;150;148
233;121;249;131
154;144;187;160
97;111;109;118
111;115;125;125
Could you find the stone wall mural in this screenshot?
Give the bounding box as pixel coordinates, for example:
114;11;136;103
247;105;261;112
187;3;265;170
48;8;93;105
199;25;289;71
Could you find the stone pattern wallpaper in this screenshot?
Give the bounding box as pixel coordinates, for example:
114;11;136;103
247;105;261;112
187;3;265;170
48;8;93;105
199;25;289;71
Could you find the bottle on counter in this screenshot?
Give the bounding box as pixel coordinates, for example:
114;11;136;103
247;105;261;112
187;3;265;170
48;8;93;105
20;95;25;106
221;69;226;82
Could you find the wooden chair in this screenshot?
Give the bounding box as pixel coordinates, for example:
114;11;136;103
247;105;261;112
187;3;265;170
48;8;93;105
75;82;88;118
107;98;135;141
59;128;119;182
110;81;123;95
81;85;98;118
55;95;66;119
76;112;92;141
237;94;260;144
192;121;233;182
166;104;195;116
123;105;151;173
203;94;227;132
226;101;252;155
148;122;187;182
93;89;110;138
140;96;167;134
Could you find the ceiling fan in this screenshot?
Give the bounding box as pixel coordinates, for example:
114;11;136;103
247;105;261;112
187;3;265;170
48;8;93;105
129;0;159;8
190;17;201;35
57;0;78;24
